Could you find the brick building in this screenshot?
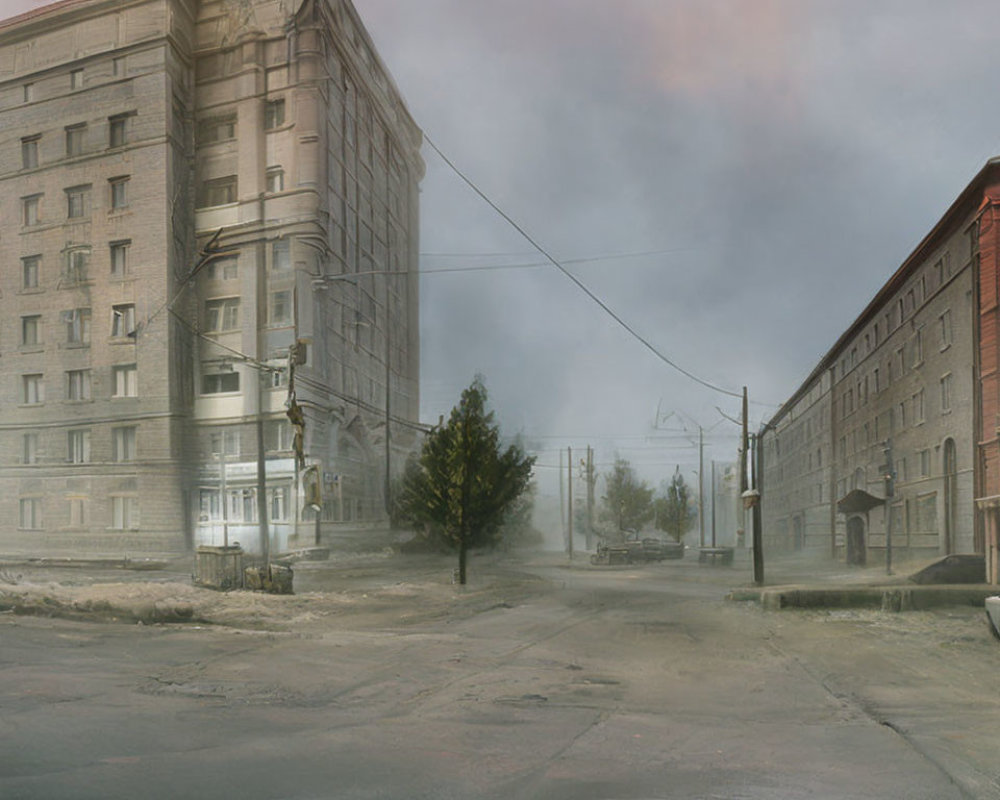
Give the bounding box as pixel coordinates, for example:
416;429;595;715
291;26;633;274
761;159;1000;576
0;0;424;558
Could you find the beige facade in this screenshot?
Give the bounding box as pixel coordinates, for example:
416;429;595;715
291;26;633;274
762;169;981;565
0;0;423;558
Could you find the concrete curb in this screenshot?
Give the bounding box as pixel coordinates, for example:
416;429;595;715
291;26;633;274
728;584;999;611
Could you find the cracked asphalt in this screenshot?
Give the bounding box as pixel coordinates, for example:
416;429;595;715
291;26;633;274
1;551;998;799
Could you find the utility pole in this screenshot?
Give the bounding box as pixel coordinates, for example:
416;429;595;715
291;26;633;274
586;445;595;550
384;272;392;519
884;437;895;576
559;448;565;533
255;370;270;564
698;425;705;548
751;431;764;585
567;445;574;559
218;448;229;548
711;460;717;547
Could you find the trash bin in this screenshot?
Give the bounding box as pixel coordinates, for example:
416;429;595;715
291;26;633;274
194;545;243;590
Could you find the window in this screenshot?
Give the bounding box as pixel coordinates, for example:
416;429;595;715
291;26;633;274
112;364;138;397
197;114;236;144
112;426;136;462
913;390;925;424
268;420;292;451
67;429;91;463
110;240;130;276
939;310;952;350
109;114;129;147
270;290;291;324
920;449;931;478
206;256;238;281
199;489;221;521
204;297;240;332
197;175;237;207
23;83;33;103
65;308;91;344
112;57;125;77
226;489;257;523
22;433;39;465
70;69;83;90
21;315;41;346
110;304;136;338
912;328;923;367
66;369;92;401
19;498;41;530
68;497;87;528
22;255;40;289
268;367;287;388
65;249;90;284
873;368;880;394
202;372;240;394
264;99;285;129
897;400;906;429
941;373;953;412
266;167;284;193
109;177;129;210
65;124;85;157
66;185;90;218
22;194;41;226
209;429;240;456
272;239;290;270
270;486;289;521
21;135;39;169
22;374;43;404
111;496;139;529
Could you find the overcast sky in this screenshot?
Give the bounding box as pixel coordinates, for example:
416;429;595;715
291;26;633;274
6;0;1000;488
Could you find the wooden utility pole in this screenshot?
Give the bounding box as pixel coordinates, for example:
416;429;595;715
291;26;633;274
218;448;229;548
559;448;565;534
567;446;574;559
698;426;705;548
884;437;895;576
711;460;717;547
585;446;595;550
255;371;270;564
751;431;764;585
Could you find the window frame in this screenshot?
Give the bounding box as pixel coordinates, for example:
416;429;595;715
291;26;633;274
21;135;39;169
112;364;138;398
66;369;92;402
111;304;136;338
109;176;129;210
111;426;137;462
67;428;91;463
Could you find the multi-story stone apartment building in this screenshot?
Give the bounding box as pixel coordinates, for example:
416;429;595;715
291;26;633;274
761;159;1000;569
0;0;423;559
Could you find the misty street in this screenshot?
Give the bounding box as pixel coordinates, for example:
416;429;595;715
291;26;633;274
2;557;996;800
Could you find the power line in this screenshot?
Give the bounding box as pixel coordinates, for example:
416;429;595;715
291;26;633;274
420;247;694;274
423;134;744;400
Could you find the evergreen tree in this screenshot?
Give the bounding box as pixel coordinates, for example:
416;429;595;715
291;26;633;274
397;377;535;584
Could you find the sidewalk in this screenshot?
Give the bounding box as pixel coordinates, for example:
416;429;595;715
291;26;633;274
727;550;999;611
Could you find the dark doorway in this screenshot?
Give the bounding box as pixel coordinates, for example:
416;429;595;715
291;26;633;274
943;438;957;554
846;516;866;565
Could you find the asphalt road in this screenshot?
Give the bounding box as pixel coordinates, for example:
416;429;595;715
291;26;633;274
1;555;997;799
